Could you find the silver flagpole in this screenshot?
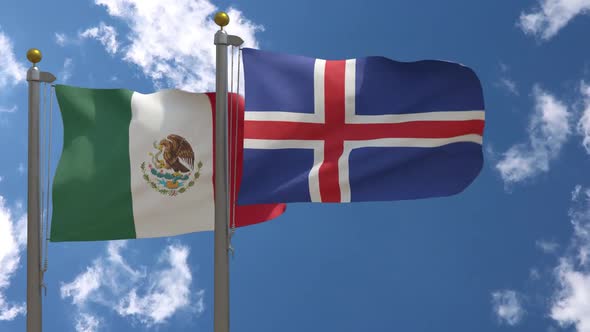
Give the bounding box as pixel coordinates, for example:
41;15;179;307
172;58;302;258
25;49;55;332
213;12;243;332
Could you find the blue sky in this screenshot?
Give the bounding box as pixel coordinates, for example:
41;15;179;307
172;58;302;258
1;0;590;331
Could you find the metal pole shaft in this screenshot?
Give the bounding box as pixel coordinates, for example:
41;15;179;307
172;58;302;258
214;28;230;332
26;65;42;332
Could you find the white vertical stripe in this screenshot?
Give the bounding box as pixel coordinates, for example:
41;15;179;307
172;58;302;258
338;149;352;203
129;90;214;238
311;59;327;202
344;59;356;124
308;147;323;202
314;59;326;124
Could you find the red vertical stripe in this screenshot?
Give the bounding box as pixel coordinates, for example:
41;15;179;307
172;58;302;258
319;60;346;202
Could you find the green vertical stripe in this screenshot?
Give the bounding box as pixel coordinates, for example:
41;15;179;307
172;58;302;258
50;85;136;241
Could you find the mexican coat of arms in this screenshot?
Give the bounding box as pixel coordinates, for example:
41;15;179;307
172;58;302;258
141;134;203;196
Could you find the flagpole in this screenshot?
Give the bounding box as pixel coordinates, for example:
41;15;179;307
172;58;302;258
25;49;55;332
213;12;243;332
213;13;230;332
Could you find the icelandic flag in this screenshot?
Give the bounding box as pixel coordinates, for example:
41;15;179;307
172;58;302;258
238;48;485;204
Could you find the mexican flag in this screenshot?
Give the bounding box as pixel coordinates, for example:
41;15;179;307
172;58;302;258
50;85;285;242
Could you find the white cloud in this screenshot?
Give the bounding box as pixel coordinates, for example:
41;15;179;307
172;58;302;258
551;261;590;332
59;58;74;83
496;86;571;184
61;241;200;330
0;106;16;113
0;29;26;89
491;187;590;331
17;163;25;175
79;22;118;55
60;264;103;306
577;81;590;154
496;64;519;95
75;313;100;332
55;32;68;46
549;186;590;331
573;185;583;201
92;0;262;91
115;245;194;325
537;239;560;253
572;186;590;203
0;196;26;321
491;290;525;325
61;241;143;307
499;62;510;73
569;189;590;265
498;78;519;96
519;0;590;40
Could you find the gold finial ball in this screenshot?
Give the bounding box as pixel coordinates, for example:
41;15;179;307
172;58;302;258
214;11;230;27
26;48;42;64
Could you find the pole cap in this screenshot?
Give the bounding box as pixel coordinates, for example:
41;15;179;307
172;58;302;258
26;48;42;64
214;11;230;28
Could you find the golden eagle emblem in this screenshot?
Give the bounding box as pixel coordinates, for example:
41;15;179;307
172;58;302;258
141;134;203;196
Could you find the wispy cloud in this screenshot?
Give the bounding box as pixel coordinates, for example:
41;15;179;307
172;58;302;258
551;261;590;332
490;186;590;331
17;163;25;176
115;245;196;325
75;313;100;332
0;28;26;89
55;23;118;56
79;22;119;55
537;239;560;253
61;264;103;307
491;290;525;326
59;58;74;83
0;196;26;321
550;186;590;331
61;241;201;330
573;185;583;201
90;0;262;91
496;62;519;95
571;185;590;203
0;106;16;113
498;78;519;96
55;32;68;46
496;86;571;185
577;81;590;154
519;0;590;40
